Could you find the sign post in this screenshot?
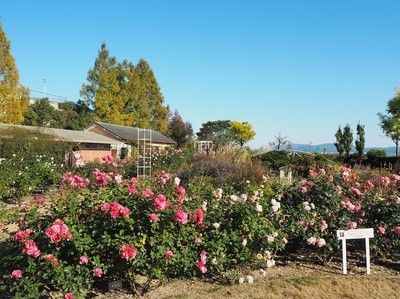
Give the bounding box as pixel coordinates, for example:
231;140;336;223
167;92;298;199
336;228;374;275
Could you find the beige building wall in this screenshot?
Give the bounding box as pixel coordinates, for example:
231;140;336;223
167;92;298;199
80;149;111;164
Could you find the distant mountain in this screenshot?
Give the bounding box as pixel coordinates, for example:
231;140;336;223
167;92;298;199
291;143;397;156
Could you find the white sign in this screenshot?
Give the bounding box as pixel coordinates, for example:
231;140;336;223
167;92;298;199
337;228;374;240
336;228;374;275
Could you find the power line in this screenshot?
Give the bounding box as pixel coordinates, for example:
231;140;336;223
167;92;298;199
30;89;67;101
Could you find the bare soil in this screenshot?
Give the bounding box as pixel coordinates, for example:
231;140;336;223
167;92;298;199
92;254;400;299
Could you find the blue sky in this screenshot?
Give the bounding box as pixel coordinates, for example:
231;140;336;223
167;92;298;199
2;0;400;148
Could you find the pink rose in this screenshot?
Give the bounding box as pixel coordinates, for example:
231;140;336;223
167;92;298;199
193;209;204;226
347;222;357;229
142;188;154;198
377;226;386;234
393;226;400;235
316;238;326;248
22;239;40;258
174;209;189;224
149;213;160;223
164;250;174;259
93;267;103;277
11;269;22;279
120;244;137;260
64;293;74;299
154;194;170;210
79;255;89;265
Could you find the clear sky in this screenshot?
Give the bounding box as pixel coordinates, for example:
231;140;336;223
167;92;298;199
1;0;400;148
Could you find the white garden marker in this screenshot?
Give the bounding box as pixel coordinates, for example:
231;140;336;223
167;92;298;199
336;228;374;275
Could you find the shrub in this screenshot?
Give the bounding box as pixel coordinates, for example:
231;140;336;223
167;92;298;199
0;165;286;298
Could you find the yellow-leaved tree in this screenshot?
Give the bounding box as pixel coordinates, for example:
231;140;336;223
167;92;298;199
0;22;29;124
230;121;256;147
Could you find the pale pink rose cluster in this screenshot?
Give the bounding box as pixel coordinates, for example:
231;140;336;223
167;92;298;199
307;236;326;247
174;185;186;204
45;219;72;243
299;179;314;193
62;172;89;188
22;239;41;257
340;197;364;217
92;168;113;187
101;202;130;219
197;250;207;273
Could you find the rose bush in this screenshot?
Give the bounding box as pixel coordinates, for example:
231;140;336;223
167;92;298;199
281;164;400;262
0;162;287;298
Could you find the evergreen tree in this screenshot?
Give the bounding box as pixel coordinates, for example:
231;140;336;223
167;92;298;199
196;120;235;145
334;126;345;156
355;123;365;161
58;100;94;130
342;124;353;158
0;22;29;123
23;98;63;128
167;110;193;148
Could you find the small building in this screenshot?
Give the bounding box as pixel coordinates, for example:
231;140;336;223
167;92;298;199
0;123;122;164
85;121;177;158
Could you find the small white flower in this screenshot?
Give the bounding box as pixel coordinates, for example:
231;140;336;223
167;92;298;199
273;232;278;237
267;235;275;243
310;203;315;209
230;195;238;202
262;175;268;182
259;269;267;277
174;177;181;186
264;250;271;260
246;180;250;184
202;201;208;211
282;237;288;244
303;202;311;211
114;175;122;184
240;194;248;201
307;236;317;245
211;258;218;265
266;259;275;268
239;277;245;284
246;275;254;284
242;238;248;247
213;222;220;229
255;203;263;213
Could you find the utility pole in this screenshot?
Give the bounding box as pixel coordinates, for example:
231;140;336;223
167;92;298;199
43;78;47;99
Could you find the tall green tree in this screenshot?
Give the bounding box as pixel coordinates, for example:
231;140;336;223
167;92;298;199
355;123;365;161
378;91;400;157
135;59;169;133
167;110;193;148
81;45;169;133
23;98;63;128
58;100;94;130
334;126;345;156
196;120;235;145
230;121;256;146
80;43;126;124
0;22;29;124
342;124;353;158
